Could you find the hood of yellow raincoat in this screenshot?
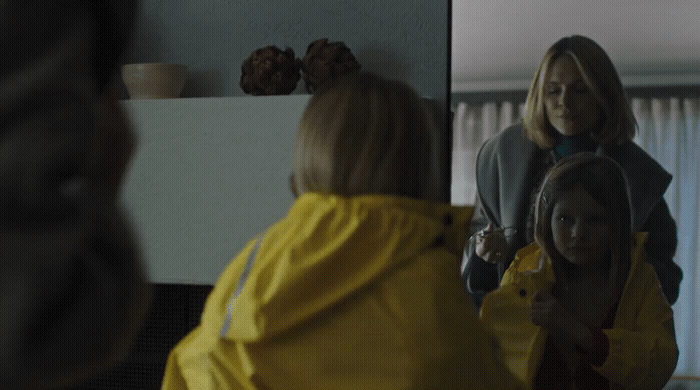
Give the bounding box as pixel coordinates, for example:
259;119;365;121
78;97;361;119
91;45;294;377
207;192;474;343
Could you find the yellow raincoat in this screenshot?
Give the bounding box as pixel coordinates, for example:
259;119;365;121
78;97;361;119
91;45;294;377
481;233;678;390
162;192;524;389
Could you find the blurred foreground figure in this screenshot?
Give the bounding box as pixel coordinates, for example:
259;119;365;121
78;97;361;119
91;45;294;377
0;2;150;389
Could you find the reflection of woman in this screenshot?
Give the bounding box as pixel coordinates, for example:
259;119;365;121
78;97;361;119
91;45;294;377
480;154;678;389
462;35;682;307
162;72;524;389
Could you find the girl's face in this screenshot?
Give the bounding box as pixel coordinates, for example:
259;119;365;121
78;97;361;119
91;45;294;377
543;55;603;136
550;186;610;266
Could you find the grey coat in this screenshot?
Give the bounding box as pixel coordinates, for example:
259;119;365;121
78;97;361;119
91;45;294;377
462;124;682;306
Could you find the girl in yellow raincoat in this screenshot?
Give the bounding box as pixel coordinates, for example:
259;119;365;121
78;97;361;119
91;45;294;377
481;154;678;389
161;72;524;389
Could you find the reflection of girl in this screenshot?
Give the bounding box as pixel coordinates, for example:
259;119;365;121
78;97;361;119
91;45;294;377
462;35;681;308
481;154;678;389
162;72;523;389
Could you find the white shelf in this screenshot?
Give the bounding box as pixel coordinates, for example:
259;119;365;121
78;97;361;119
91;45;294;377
121;95;311;284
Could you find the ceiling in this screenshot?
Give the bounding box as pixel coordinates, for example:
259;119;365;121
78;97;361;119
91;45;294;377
451;0;700;91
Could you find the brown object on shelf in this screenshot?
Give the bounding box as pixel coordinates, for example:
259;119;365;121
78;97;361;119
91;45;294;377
121;63;187;99
301;38;361;93
240;46;302;95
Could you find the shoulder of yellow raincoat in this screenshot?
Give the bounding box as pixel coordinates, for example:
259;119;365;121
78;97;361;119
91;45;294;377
499;243;555;288
163;193;526;389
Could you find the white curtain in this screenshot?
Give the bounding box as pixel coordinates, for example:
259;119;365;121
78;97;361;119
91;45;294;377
451;101;526;205
451;96;700;377
631;97;700;377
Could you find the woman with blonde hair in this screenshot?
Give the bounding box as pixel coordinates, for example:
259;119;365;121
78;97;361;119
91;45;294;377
162;71;523;389
462;35;681;308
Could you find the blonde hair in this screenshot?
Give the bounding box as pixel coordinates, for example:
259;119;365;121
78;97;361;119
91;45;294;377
293;71;438;200
524;35;636;148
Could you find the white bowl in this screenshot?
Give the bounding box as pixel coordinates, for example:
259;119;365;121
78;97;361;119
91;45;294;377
121;63;187;99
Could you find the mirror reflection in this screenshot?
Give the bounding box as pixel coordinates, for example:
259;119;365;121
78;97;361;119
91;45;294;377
451;0;699;386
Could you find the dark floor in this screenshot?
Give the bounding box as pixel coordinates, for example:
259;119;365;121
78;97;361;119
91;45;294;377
68;283;213;390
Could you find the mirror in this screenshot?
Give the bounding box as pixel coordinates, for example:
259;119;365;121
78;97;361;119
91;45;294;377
451;0;699;381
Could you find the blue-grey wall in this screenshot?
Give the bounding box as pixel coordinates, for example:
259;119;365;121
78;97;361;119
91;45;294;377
124;0;452;204
125;0;449;101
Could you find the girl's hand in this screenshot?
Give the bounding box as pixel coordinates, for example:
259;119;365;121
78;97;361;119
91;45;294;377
474;222;508;263
530;289;570;329
530;290;598;361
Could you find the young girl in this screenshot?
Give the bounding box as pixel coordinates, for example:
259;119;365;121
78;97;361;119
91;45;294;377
161;72;523;389
480;153;678;389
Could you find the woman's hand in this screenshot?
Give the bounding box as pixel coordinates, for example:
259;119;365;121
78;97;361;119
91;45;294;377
474;222;508;263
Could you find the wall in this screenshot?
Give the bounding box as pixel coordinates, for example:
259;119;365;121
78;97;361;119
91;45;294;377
451;0;700;91
125;0;449;101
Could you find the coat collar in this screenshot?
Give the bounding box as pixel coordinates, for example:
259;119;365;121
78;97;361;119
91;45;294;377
479;125;671;231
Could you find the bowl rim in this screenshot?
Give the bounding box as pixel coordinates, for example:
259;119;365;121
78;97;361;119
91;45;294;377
121;63;187;70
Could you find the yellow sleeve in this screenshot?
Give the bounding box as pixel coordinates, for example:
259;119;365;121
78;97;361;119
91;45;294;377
594;263;678;389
